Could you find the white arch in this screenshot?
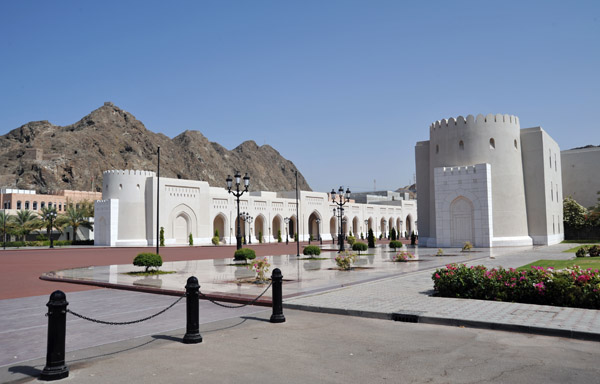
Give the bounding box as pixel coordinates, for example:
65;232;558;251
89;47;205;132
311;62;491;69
168;203;198;244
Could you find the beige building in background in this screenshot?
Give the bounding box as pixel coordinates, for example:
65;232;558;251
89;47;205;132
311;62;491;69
561;146;600;209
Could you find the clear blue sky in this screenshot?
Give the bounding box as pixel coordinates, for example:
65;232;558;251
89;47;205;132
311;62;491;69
1;1;598;192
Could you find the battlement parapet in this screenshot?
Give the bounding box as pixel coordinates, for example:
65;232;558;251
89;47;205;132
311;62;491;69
435;163;490;177
103;170;156;177
430;114;519;131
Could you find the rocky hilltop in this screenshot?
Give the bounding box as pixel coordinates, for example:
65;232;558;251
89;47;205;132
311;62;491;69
0;102;311;193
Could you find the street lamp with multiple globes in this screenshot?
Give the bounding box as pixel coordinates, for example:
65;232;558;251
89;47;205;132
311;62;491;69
284;217;290;245
331;186;351;252
241;212;254;244
316;218;321;245
44;209;58;249
226;171;250;250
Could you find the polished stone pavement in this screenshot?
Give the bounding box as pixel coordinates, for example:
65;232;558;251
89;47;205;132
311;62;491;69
40;246;513;301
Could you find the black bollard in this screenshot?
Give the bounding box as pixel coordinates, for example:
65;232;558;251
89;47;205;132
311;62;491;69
40;290;69;381
183;276;203;344
270;268;286;323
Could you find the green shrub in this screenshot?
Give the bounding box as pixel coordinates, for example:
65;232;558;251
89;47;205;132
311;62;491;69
294;232;298;242
576;247;588;258
410;231;416;245
211;236;220;246
347;236;356;246
436;248;444;256
389;240;403;250
349;230;353;237
159;227;165;247
391;228;397;241
72;240;93;245
36;234;48;241
55;240;73;246
303;245;321;256
4;241;26;247
133;253;163;272
277;229;282;243
589;245;600;257
367;229;375;248
188;233;193;246
352;242;368;254
309;234;314;242
214;229;219;238
360;232;364;240
259;231;263;243
234;248;256;261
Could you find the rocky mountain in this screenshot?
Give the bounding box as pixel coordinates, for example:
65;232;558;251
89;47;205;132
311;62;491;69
0;102;311;193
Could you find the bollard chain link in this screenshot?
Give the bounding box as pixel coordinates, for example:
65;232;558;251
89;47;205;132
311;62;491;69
198;282;272;308
66;295;185;325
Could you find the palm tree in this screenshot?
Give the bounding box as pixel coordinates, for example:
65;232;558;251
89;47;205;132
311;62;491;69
0;211;15;244
58;205;93;242
13;210;43;241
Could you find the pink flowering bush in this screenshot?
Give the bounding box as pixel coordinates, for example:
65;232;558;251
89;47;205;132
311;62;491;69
394;251;414;262
250;257;271;282
335;251;357;270
432;263;600;309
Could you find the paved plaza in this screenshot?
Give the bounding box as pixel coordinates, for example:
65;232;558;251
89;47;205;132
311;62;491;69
1;242;599;382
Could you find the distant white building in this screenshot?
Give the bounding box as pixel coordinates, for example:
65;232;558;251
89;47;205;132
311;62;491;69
94;170;418;247
415;114;563;248
561;146;600;209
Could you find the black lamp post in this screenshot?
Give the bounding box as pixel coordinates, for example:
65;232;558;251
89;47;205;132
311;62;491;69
316;218;322;245
243;213;253;244
331;186;350;252
45;210;57;249
227;172;250;250
364;219;369;238
284;217;290;245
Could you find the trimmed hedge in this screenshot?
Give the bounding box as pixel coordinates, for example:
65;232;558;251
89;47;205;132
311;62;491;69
303;245;321;256
211;236;220;245
234;248;256;261
433;263;600;309
389;240;403;250
133;253;163;272
352;242;368;254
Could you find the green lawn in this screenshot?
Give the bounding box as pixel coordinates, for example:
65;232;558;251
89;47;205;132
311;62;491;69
518;258;600;271
561;239;600;244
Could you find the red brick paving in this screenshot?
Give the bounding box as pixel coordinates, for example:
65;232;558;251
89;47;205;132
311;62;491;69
0;238;410;300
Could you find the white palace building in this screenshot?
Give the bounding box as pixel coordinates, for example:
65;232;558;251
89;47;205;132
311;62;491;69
94;170;418;247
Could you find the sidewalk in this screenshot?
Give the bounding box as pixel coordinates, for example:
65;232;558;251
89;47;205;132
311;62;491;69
284;243;600;341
